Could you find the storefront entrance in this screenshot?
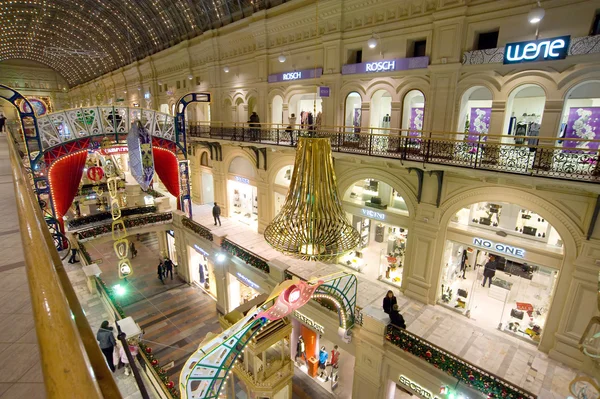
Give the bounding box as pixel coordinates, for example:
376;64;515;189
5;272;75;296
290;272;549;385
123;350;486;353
227;271;261;310
188;245;217;299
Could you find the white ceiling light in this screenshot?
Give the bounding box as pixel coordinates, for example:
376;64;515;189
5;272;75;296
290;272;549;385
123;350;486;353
158;81;163;85
223;66;230;73
367;34;378;49
528;6;545;24
278;53;286;63
188;74;193;80
137;86;142;91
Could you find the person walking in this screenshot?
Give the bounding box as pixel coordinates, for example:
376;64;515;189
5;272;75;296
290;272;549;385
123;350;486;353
382;290;397;314
96;320;116;372
118;340;139;376
285;125;294;146
482;254;497;288
0;113;6;133
68;247;79;264
157;259;165;284
129;242;137;258
249;111;260;141
389;304;407;329
164;258;174;280
212;202;221;226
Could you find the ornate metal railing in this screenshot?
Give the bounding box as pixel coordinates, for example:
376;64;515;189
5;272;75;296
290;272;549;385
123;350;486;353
188;122;600;183
181;216;214;241
221;238;270;273
76;212;173;240
385;324;537;399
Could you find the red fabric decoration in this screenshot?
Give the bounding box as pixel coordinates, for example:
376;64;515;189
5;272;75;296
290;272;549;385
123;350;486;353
153;148;180;197
48;151;88;217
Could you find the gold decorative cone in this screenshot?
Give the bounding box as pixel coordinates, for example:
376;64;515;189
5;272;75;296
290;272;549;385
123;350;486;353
264;137;360;261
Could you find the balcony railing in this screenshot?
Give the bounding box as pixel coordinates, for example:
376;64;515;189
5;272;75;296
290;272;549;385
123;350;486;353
6;129;122;398
386;324;537;399
188;121;600;183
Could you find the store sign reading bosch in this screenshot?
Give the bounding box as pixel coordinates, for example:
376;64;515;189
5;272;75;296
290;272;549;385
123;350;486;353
503;36;570;64
342;56;429;75
473;238;526;258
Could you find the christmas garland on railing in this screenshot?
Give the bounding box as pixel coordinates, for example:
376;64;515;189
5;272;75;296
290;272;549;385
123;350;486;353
181;217;213;242
68;206;157;229
78;243;92;264
385;325;535;399
96;277;126;319
76;213;172;240
221;239;270;273
138;342;179;398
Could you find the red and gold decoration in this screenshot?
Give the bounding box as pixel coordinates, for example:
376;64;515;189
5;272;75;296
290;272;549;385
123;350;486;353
87;166;104;182
138;342;180;398
152;147;180;198
106;165;133;279
48;150;88;231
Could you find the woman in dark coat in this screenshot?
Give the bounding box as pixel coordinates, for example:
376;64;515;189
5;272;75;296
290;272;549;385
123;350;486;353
383;290;397;314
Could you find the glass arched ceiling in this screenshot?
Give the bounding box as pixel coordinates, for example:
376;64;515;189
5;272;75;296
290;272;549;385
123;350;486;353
0;0;286;86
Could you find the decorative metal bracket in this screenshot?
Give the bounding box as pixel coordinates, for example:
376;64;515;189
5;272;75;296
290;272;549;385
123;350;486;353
248;146;267;170
587;195;600;240
407;167;424;204
428;170;444;208
198;141;222;162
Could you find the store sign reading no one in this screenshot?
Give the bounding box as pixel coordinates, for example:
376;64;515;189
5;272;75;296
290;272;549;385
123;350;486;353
472;238;526;258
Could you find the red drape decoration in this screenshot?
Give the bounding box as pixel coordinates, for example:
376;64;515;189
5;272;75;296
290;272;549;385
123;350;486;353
153;148;180;198
48;150;88;217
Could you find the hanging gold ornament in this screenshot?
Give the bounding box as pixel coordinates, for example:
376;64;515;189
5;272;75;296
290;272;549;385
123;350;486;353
264;137;359;261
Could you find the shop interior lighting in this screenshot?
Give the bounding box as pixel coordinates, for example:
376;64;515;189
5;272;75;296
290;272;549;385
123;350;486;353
216;253;226;262
223;66;230;73
367;33;379;49
528;1;545;24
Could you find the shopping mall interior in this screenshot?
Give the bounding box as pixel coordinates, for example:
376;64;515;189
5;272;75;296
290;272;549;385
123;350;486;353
1;0;600;398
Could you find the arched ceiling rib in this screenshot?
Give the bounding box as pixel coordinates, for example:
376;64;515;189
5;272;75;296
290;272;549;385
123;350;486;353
0;0;284;87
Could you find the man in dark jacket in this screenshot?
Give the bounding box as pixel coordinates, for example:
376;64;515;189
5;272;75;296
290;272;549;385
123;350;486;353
482;254;497;287
389;304;406;329
249;112;260;140
212;202;221;226
164;258;174;280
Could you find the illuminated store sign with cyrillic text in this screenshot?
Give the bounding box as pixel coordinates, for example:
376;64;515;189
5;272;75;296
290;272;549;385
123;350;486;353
234;176;250;184
503;36;570;64
268;68;323;83
193;245;209;256
361;208;385;221
293;310;325;334
472;238;526;258
236;272;259;290
342;56;429;75
398;376;441;399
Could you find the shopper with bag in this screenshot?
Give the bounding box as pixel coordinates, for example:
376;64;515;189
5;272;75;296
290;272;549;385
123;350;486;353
96;320;116;372
119;340;139;376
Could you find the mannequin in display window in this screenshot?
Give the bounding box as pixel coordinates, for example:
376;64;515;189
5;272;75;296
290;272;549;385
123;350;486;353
325;345;340;382
459;249;468;279
318;346;328;379
295;336;307;364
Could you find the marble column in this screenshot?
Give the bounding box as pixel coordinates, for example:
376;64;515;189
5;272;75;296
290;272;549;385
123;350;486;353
212;164;229;217
360;102;371;133
256;172;270;234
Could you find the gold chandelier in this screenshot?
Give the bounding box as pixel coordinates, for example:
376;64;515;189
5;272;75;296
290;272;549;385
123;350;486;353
264;137;359;261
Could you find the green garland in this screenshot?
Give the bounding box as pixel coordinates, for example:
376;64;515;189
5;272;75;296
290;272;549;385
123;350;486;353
385;325;533;399
96;277;126;319
77;213;172;240
181;217;213;241
221;239;270;273
78;243;92;264
138;342;180;398
68;206;157;229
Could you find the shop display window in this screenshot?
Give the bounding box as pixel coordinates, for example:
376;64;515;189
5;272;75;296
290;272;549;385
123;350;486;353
502;84;546;146
228;179;258;231
558;81;600;152
228;272;261;310
343;179;408;216
188;246;217;299
438;240;558;345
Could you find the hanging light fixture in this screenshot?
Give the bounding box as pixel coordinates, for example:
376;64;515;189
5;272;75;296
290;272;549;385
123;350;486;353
528;1;545;24
223;66;230;73
187;74;193;80
367;33;379;49
264;137;360;261
278;53;287;63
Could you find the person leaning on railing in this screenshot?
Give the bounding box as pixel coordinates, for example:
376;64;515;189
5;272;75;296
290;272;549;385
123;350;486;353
389;304;406;329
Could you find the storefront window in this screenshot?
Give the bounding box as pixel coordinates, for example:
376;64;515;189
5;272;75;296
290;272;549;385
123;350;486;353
457;86;492;139
502;84;546;144
401;90;425;133
166;231;177;263
188;245;217;299
271;94;283;125
452;201;562;247
274;165;293;216
289;93;322;131
227;272;261;310
344;179;408;216
558;80;600;151
370;89;392;132
345;92;362;132
228;157;258;230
